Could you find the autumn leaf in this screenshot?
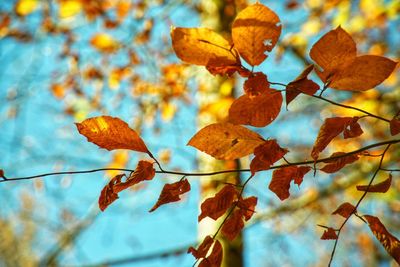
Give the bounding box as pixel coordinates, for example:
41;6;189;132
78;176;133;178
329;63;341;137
58;0;82;18
206;65;251;78
364;215;400;263
390;118;400;136
232;3;281;66
90;33;120;53
171;27;239;67
343;117;364;138
0;169;5;179
188;122;265;160
243;72;270;96
269;166;311;201
310;26;397;91
356;174;392;193
221;209;244;241
321;228;338;240
198;185;238;221
332;202;356;219
76;116;149;153
15;0;39;16
149;179;191;212
311;117;362;160
237;196;257;221
320;152;359;173
286;65;320;107
98;161;155;211
250;140;288;174
188;236;223;267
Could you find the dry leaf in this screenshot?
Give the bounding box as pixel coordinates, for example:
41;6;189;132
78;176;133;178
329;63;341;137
243;72;270;96
232;3;281;66
390;118;400;136
269;166;311;201
320;152;359;173
198;185;238;221
149;179;191;212
237;196;257;221
188;122;265;160
364;215;400;263
250;140;288;174
229;89;282;127
356;174;392;193
286;65;320;106
76;116;149;153
221;209;244;241
332;202;356;219
321;227;338;240
188;236;223;267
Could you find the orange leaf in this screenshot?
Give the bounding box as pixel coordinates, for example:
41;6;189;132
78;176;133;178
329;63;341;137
229;89;282;127
171;27;239;67
310;26;356;83
311;27;397;91
320;152;359;173
98;161;155;211
390;118;400;136
221;209;244;241
206;65;251;78
149;179;191;212
269;166;311;201
243;72;270;96
90;33;120;53
321;227;338;240
356;174;392;193
232;3;281;66
311;117;362;160
364;215;400;263
343;117;363;139
286;65;320;107
188;236;223;267
188;235;214;259
198;185;238;221
76;116;149;153
188;122;265;160
332;202;356;219
237;196;257;221
250;140;288;174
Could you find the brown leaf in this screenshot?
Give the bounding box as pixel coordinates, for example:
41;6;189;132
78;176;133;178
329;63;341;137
206;65;251;78
198;185;238;221
221;209;244;241
364;215;400;263
237;196;257;221
310;26;356;83
356;174;392;193
250;140;288;174
229;89;282;127
243;72;270;96
188;237;223;267
332;202;356;219
149;179;191;212
98;161;155;211
390;118;400;136
286;65;320;106
310;27;397;91
311;117;362;160
320;152;359;173
232;3;281;66
187;122;265;160
206;239;223;267
171;27;239;67
321;227;338;240
0;169;5;179
76;116;149;153
269;166;311;201
343;117;363;138
188;235;214;259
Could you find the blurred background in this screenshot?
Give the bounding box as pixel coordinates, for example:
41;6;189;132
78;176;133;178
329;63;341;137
0;0;399;266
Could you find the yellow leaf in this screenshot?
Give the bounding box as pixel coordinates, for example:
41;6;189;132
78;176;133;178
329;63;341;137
58;0;83;18
105;151;129;178
15;0;38;16
171;27;238;67
76;116;149;153
188;122;265;160
232;3;282;66
90;33;120;53
161;102;176;122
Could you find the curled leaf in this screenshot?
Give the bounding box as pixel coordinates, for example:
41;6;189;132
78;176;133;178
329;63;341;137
364;215;400;263
188;236;223;267
149;179;191;212
332;202;356;219
221;209;244;241
229;89;282;127
356;174;392;193
188;122;265;160
188;235;214;259
321;227;338;240
198;185;238;222
269;166;311;201
320;152;359;173
286;65;319;106
232;3;281;66
98;174;124;211
76;116;149;153
237;196;257;221
250;140;288;174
